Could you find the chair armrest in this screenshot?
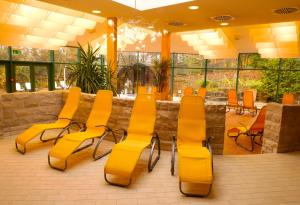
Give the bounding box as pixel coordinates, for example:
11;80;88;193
111;128;127;142
44;114;58;118
206;136;214;154
94;125;112;132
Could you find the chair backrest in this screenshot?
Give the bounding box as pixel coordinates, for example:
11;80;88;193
151;86;157;94
197;87;206;100
16;83;22;91
282;93;295;105
227;89;238;106
250;106;267;133
243;90;254;108
183;87;193;96
25;82;31;90
127;94;156;137
138;86;147;94
178;96;206;145
86;90;113;128
58;87;81;120
60;81;67;89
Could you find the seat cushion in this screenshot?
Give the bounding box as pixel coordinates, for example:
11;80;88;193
105;137;150;178
16;119;70;145
178;144;212;184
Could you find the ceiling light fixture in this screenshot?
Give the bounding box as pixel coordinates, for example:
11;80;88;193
92;10;101;14
188;5;199;10
147;25;154;29
113;0;194;11
220;22;229;26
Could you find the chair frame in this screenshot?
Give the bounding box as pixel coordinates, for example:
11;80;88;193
104;129;161;187
15;115;82;155
171;136;214;197
234;130;263;152
48;125;117;171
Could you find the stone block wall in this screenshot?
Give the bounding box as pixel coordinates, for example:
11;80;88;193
0;91;63;137
262;103;300;153
63;92;226;154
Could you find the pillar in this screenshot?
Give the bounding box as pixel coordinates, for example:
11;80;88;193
107;17;117;72
161;32;171;100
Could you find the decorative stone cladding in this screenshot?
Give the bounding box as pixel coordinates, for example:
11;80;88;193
0;91;63;137
262;103;300;153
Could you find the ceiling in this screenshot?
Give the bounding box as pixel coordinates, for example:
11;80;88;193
39;0;300;32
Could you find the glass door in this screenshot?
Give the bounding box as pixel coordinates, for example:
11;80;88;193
14;63;50;92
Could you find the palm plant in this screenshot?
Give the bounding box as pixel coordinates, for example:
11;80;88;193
67;43;116;94
151;59;170;92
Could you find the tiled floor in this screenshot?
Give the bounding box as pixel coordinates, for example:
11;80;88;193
1;131;300;205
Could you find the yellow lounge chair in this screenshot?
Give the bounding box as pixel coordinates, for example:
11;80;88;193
197;87;206;100
227;106;267;152
171;96;213;197
104;94;160;186
15;87;81;154
183;87;193;96
241;90;257;116
48;90;114;171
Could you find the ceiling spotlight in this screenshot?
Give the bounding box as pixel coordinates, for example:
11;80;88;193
108;19;114;26
163;29;168;35
147;25;154;29
220;22;229;26
188;5;199;10
92;10;101;14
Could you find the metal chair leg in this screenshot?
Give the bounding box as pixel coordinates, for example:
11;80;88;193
48;155;67;171
148;134;160;172
179;181;212;197
171;137;176;175
235;133;254;152
93;132;115;160
104;172;131;187
15;142;26;154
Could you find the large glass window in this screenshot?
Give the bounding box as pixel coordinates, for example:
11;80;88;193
0;64;6;93
0;45;9;60
15;65;30;92
54;47;78;63
34;66;49;91
206;69;236;101
12;47;50;62
173;68;205;97
54;64;72;89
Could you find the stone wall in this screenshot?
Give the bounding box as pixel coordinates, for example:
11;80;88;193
0;91;63;137
63;92;226;154
262;103;300;153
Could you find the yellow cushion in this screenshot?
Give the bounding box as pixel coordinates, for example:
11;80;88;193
49;128;105;159
16;119;70;145
104;94;156;179
105;138;150;178
178;144;212;184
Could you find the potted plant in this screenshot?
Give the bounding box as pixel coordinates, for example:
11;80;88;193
151;59;170;100
67;43;116;95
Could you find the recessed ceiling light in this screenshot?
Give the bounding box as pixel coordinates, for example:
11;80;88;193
220;22;229;26
188;5;199;10
92;10;101;14
147;25;154;29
